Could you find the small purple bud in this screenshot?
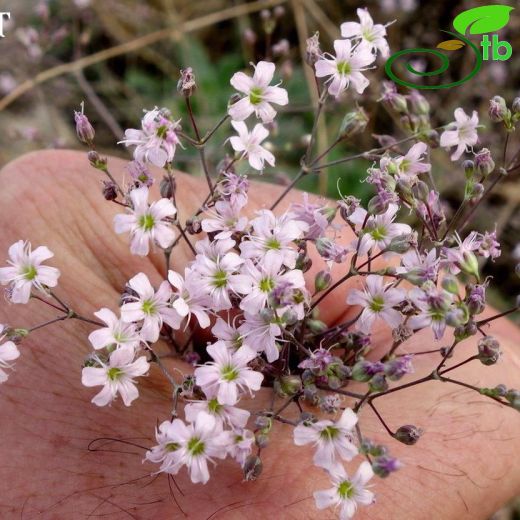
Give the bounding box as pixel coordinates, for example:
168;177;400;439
186;216;202;235
305;32;321;66
489;96;508;122
372;455;402;478
177;67;196;97
243;455;263;481
474;148;495;177
74;103;95;145
102;181;118;201
477;336;501;365
160;175;175;199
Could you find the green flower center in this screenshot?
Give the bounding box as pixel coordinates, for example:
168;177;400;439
259;277;274;293
23;265;37;281
156;125;168;138
362;29;374;42
319;425;340;441
369;295;385;313
265;238;281;250
139;213;155;232
107;367;123;381
370;225;387;241
337;480;355;499
208;398;223;414
337;61;351;75
249;87;263;105
141;299;156;315
212;269;228;288
187;436;205;456
221;364;239;381
165;442;180;452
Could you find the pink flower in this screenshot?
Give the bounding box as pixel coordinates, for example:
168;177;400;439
408;285;453;339
293;408;358;468
228;428;254;467
314;461;375;519
341;8;390;57
185;392;250;429
119;107;181;167
81;345;149;407
114;186;176;256
440;108;479;161
194;341;263;405
120;272;181;342
0;326;20;383
145;412;232;484
346;275;404;334
88;308;140;350
239;311;284;362
0;240;60;304
239;209;308;268
229;121;275;171
201;200;248;240
290;193;331;240
315;39;375;97
228;61;288;123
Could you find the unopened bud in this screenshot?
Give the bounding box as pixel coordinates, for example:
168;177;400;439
441;276;459;295
295;253;312;272
307;319;327;333
186;216;202;234
255;433;269;448
367;195;390;215
412;180;429;202
315;270;332;292
477;336;501;365
369;374;388;392
489;95;508;122
474;148;495;177
305;32;321;66
372;455;402;478
74;102;95;145
408;90;430;115
160;175;175;199
275;374;302;397
339;107;369;139
386;234;415;254
87;150;107;170
462;160;475;179
243;455;263;481
394;424;422;445
177;67;196;97
102;181;118;201
512;97;520;115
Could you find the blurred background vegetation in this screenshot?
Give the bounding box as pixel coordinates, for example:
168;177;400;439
0;1;519;515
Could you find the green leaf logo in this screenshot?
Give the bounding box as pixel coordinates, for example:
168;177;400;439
437;39;466;50
453;5;514;35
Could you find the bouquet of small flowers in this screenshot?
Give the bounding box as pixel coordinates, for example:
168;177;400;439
1;8;519;519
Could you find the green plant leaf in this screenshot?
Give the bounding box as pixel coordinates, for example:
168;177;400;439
436;39;466;50
453;5;514;35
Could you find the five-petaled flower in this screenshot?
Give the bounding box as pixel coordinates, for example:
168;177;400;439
229;121;275;171
440;108;479;161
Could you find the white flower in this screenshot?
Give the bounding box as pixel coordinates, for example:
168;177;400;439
348;204;411;257
88;308;140;350
147;412;232;484
239;257;305;315
0;326;20;383
385;142;431;181
114;186;177;256
192;248;250;310
341;8;390;57
314;461;375;520
145;419;184;473
239;209;308;268
228;61;288;123
120;272;181;342
440;108;479;161
239;311;284;362
119;107;181;167
346;275;404;334
185;392;250;429
0;241;60;304
315;39;375;98
168;269;212;329
212;317;245;350
228;428;255;467
293;408;358;468
201;200;248;240
229;121;275;171
194;341;263;405
81;345;149;406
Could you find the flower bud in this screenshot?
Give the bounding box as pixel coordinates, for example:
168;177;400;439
275;374;302;397
351;360;384;382
454;320;477;341
395;178;414;205
394;424;422;445
369;374;388;392
242;28;257;46
488;96;508;122
314;270;332;292
255;433;269;448
177;67;196;97
512;97;520;115
445;306;467;327
339;107;369;139
372;455;402;478
386;234;415;254
102;181;118;201
254;415;272;431
186;216;202;234
319;393;341;414
477;336;501;365
243;455;263;481
505;389;520;410
338;196;360;221
411;180;429;202
384;355;414;381
305;32;321;66
303;383;320;405
74;103;95;145
367;194;390;215
160;175;175;199
474;148;495;177
408;90;430;115
423;129;440;148
307;319;327;333
441;276;459;295
462;159;475;180
295;252;312;272
87;150;107;170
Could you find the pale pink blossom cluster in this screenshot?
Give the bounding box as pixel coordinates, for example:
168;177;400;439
2;7;519;520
